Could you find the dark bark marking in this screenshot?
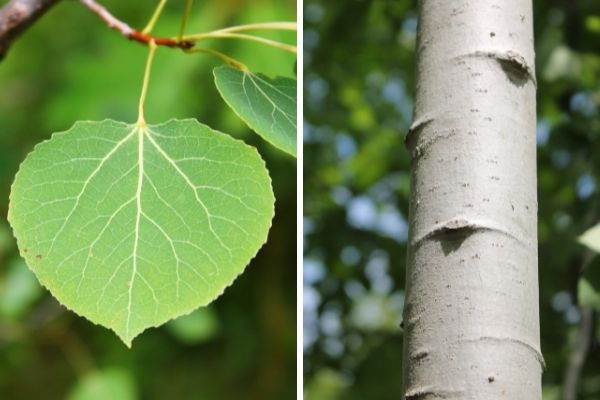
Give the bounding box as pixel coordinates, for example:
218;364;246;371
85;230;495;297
454;50;537;87
405;117;434;151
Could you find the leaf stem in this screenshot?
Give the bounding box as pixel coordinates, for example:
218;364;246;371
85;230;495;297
183;32;296;54
178;0;194;42
185;47;248;71
143;0;168;35
194;22;297;35
137;40;158;127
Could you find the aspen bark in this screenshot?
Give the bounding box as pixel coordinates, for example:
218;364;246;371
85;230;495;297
402;1;543;399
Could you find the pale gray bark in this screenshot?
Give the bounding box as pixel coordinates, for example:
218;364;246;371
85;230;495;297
0;0;61;60
402;1;543;399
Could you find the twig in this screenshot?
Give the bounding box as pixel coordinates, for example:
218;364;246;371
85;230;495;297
79;0;193;49
0;0;295;60
0;0;61;60
563;306;594;400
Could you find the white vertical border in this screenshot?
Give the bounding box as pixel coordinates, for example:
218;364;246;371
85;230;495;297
296;0;304;397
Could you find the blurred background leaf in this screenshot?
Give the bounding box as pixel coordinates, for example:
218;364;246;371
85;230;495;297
0;259;43;319
580;223;600;253
165;308;219;345
579;261;600;312
67;368;137;400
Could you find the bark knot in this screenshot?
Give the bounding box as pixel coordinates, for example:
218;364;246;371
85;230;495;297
405;117;460;161
411;217;529;248
404;386;463;400
454;50;537;87
405;117;434;151
495;50;536;87
463;336;546;369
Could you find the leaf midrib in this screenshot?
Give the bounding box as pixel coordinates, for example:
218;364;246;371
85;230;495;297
126;126;145;342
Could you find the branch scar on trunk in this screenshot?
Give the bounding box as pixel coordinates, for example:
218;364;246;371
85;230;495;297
461;336;546;369
404;386;465;400
405;116;434;151
454;50;537;87
411;217;528;248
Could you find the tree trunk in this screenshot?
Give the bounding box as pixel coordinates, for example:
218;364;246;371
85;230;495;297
402;1;543;399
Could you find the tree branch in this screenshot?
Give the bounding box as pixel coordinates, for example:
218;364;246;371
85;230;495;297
0;0;61;60
562;249;597;400
562;306;595;400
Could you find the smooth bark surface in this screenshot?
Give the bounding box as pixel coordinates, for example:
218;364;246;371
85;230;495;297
402;1;542;399
0;0;61;60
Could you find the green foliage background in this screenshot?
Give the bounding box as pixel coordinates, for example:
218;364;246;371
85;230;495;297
304;0;600;399
0;0;296;399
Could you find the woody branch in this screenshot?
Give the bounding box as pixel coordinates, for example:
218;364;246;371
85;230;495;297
0;0;61;60
0;0;194;62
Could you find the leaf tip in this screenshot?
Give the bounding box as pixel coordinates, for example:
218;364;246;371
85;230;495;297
116;331;136;349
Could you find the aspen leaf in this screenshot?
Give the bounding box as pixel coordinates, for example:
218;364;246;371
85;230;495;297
213;66;297;157
8;119;274;346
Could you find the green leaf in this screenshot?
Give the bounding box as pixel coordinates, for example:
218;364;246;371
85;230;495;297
579;223;600;253
8;119;274;346
213;66;297;157
67;368;136;400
